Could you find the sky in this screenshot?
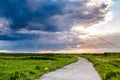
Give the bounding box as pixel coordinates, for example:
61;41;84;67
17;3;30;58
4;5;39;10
0;0;120;53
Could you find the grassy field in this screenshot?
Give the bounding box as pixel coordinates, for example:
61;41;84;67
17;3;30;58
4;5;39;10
0;54;77;80
82;54;120;80
0;53;120;80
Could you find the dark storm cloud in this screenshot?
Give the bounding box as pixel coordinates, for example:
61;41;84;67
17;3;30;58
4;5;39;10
0;0;63;32
0;0;110;33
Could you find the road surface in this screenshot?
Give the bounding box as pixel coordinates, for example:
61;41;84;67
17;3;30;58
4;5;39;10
37;57;101;80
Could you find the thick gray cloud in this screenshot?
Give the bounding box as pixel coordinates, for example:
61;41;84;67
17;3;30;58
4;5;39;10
50;0;111;30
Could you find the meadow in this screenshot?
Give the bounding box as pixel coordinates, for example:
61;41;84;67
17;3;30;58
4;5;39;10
0;53;120;80
82;53;120;80
0;54;77;80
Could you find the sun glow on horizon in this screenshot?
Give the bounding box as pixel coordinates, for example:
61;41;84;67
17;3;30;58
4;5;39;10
38;48;104;54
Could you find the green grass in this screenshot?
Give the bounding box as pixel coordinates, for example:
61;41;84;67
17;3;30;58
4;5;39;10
1;53;120;80
82;54;120;80
0;54;77;80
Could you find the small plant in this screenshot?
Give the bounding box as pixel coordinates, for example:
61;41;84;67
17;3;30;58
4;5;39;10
43;67;49;72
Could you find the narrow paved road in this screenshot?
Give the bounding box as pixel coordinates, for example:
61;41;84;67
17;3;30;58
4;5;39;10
37;57;101;80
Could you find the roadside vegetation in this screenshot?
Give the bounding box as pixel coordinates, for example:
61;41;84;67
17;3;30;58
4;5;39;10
0;54;77;80
81;53;120;80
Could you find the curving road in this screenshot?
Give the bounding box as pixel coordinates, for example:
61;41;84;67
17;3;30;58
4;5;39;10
37;57;101;80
